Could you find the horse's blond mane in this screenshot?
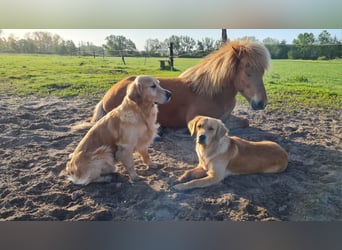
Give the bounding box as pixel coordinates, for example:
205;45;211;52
179;40;271;97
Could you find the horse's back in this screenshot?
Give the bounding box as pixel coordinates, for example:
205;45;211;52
103;76;135;113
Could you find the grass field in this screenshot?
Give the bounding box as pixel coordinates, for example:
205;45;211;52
264;59;342;112
0;54;341;112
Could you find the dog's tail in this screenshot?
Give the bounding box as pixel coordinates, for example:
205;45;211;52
70;100;107;131
90;100;107;122
70;121;96;131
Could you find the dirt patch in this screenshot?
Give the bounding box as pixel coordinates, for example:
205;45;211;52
0;94;341;221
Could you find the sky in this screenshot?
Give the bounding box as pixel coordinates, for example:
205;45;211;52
2;29;341;51
1;1;341;29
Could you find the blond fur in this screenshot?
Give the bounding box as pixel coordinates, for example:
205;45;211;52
179;40;271;97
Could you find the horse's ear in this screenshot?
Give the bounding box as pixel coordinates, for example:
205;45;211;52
232;46;241;59
187;116;201;136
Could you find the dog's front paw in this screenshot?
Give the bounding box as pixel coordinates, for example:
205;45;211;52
173;183;186;191
172;179;181;186
177;174;191;183
173;177;186;185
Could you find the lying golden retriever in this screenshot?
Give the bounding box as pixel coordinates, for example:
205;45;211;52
66;75;172;185
173;116;288;190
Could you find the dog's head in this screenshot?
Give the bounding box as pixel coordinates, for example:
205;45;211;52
127;75;171;105
188;116;228;146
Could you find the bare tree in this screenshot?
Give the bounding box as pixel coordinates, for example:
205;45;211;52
144;38;161;56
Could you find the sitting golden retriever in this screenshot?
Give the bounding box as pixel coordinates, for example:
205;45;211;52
173;116;288;190
66;75;171;185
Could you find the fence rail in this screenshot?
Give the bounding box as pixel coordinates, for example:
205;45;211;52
0;44;341;60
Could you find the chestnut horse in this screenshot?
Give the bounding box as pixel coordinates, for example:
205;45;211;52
88;40;270;129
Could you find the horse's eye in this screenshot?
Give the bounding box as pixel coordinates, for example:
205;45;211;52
246;72;251;77
208;127;214;131
151;84;156;89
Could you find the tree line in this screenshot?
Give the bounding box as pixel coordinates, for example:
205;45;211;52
0;30;340;60
263;30;341;60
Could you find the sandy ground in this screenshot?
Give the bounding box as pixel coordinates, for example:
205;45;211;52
0;94;341;221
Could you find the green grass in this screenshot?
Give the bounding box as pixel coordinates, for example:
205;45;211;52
263;60;342;112
0;54;341;112
0;54;196;98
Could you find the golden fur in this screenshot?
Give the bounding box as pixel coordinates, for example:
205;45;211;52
180;40;271;97
66;75;171;185
173;116;288;190
83;40;271;129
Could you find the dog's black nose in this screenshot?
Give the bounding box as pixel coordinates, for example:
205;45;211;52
165;91;172;100
198;134;206;144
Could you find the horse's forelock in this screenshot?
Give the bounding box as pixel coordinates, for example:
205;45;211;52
234;41;271;72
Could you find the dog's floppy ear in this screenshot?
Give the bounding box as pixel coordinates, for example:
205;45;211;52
187;116;202;136
215;120;228;139
127;80;142;104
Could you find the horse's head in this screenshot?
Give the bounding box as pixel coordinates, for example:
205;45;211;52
231;42;270;110
179;40;270;110
234;58;267;110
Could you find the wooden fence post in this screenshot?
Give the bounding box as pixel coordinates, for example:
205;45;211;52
222;29;228;43
169;42;174;71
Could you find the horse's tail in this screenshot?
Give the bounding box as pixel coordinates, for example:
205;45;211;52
70;100;107;131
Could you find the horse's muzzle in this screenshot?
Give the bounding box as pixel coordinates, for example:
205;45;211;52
251;99;267;110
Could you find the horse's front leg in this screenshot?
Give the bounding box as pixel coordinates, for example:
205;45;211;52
216;97;249;129
221;113;249;129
